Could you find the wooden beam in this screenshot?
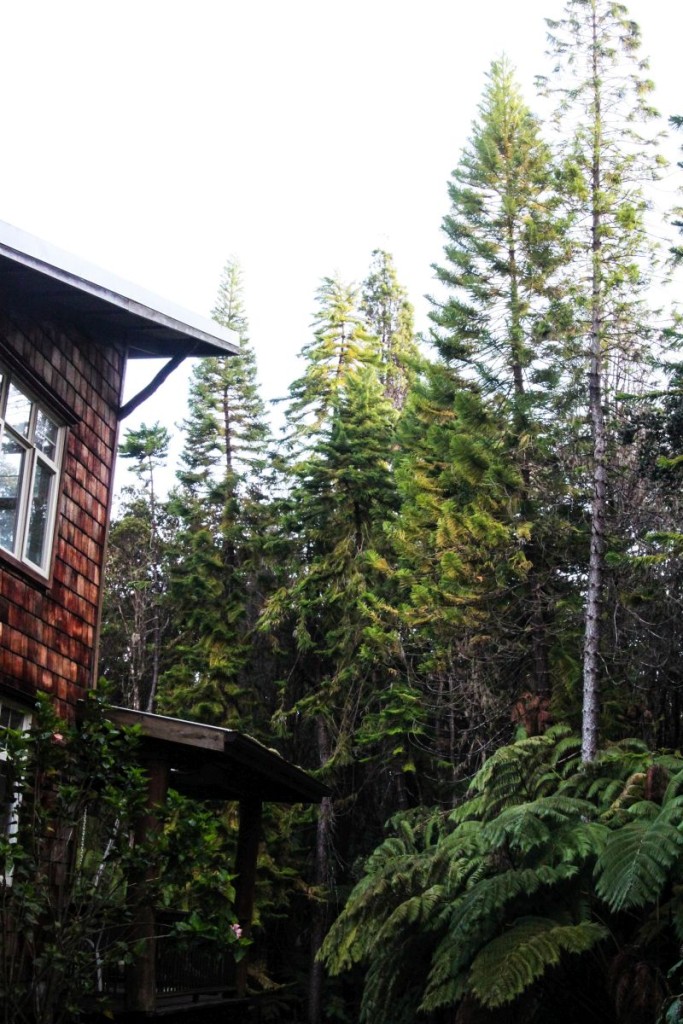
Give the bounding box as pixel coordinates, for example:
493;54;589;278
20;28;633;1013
118;352;190;420
107;706;226;752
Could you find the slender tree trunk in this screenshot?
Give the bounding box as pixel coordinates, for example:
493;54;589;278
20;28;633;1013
530;580;551;700
222;385;238;570
308;717;333;1024
582;4;606;763
147;457;160;712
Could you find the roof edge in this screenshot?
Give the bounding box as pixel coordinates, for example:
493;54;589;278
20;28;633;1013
0;220;239;356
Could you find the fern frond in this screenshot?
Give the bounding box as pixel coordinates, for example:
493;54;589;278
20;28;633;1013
549;732;582;775
482;803;550;853
320;854;428;972
464;734;558;814
419;866;578;1007
555;820;609;863
421;918;493;1011
595;813;683;911
360;931;427;1024
375;885;447;944
664;769;683;802
482;796;596;855
434;820;486;869
466;917;609;1008
445;863;579;946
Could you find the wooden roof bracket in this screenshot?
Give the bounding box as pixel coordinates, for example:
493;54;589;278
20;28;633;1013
118;346;196;420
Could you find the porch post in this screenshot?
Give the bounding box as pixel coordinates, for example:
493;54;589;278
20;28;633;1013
234;795;262;997
126;755;169;1013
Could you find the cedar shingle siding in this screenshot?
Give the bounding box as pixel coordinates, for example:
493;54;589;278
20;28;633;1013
0;310;124;718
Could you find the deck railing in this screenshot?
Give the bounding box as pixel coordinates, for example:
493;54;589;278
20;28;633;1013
100;911;235;1004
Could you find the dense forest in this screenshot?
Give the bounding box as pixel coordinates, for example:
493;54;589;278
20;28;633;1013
100;2;683;1021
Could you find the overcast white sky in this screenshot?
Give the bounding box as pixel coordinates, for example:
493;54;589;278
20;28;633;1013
0;1;680;490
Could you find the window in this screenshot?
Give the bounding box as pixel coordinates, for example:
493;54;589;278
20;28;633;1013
0;698;31;842
0;369;64;577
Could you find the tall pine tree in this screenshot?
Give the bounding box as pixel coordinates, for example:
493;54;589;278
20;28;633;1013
541;0;663;760
262;279;400;1024
360;250;418;411
381;58;571;783
158;258;275;731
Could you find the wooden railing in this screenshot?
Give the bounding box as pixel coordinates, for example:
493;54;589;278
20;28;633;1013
155;933;234;1000
100;911;235;1004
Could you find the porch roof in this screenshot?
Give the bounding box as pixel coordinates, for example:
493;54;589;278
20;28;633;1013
107;706;329;805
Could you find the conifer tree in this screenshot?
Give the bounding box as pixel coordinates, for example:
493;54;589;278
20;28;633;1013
430;57;569;411
360;250;418;410
262;280;400;1023
383;59;571;779
284;275;376;443
179;257;269;505
541;0;663;761
158;258;274;731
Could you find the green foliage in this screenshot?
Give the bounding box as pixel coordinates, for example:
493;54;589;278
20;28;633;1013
322;730;683;1023
155;791;246;958
101;422;173;711
381;58;581;794
467;918;608;1009
361;250;418;411
157;256;276;734
96;9;683;1019
595;791;683;911
0;693;149;1024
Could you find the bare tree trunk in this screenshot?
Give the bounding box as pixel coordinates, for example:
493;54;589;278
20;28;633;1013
308;717;333;1024
147;457;160;712
582;3;605;763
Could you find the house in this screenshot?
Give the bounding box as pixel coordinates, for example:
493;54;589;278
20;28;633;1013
0;220;238;722
0;221;328;1019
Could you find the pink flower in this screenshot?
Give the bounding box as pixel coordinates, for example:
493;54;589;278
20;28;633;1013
231;923;243;940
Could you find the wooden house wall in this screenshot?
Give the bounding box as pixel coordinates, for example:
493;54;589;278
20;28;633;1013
0;308;125;720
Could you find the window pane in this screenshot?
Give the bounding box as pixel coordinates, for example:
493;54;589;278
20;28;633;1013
0;706;25;731
0;434;26;554
34;408;59;462
0;705;27;751
5;383;32;438
25;460;54;568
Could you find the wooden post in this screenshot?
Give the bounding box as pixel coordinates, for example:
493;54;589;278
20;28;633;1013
234;796;262;997
126;756;168;1013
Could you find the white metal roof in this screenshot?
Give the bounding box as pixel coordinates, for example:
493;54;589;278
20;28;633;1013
0;220;239;358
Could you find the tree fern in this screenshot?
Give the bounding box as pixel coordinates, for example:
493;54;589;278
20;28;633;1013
322;729;683;1021
374;885;447;945
456;730;569;821
595;802;683;911
319;815;438;973
466;918;609;1009
361;930;436;1024
444;863;581;945
481;795;597;856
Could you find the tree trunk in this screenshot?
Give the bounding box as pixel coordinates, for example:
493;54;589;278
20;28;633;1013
308;717;333;1024
582;3;605;763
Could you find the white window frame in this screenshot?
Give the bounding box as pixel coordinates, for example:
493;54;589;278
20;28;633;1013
0;368;65;578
